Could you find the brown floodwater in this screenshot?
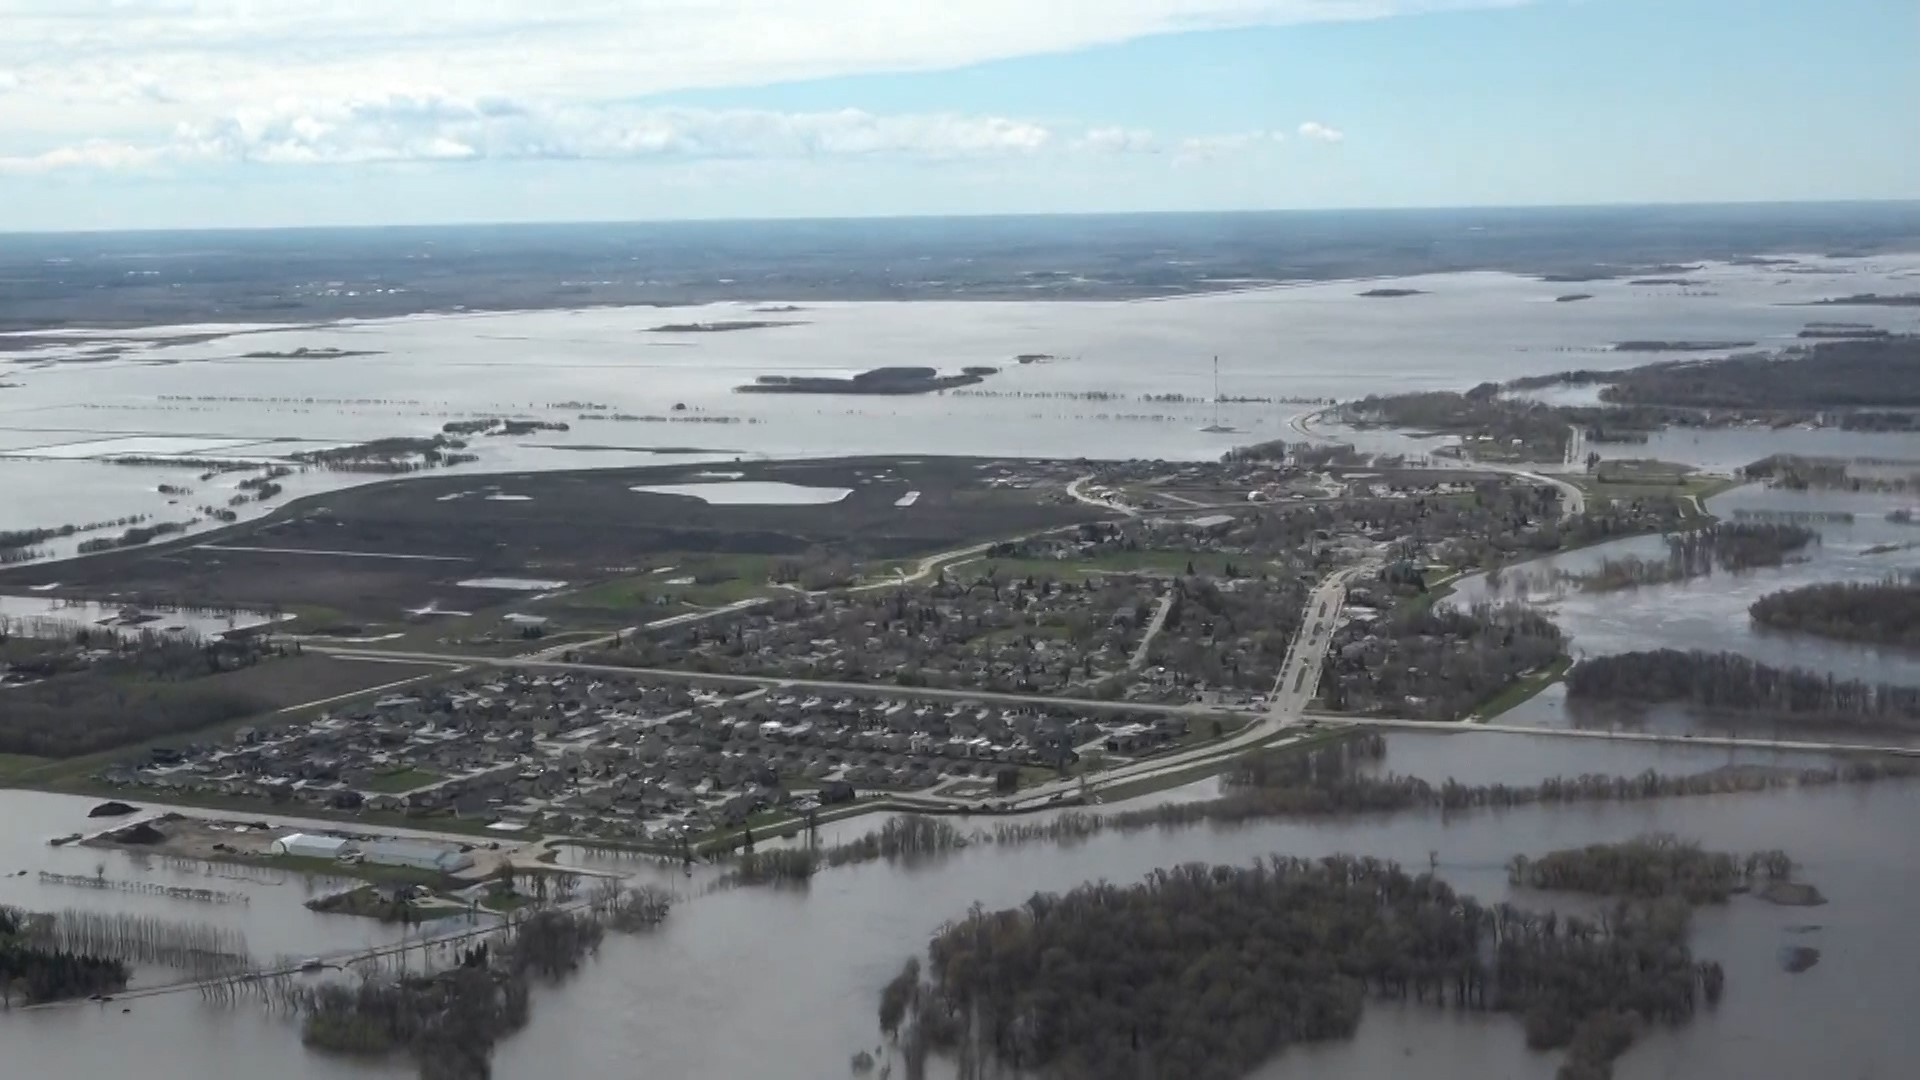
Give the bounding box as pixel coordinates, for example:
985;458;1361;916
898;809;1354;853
5;475;1919;1078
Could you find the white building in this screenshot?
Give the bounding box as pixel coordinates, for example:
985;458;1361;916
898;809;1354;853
362;839;475;874
270;833;352;859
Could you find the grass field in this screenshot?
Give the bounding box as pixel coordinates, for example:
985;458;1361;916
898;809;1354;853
1;654;456;785
562;553;786;611
361;767;447;794
1471;654;1573;721
0;456;1101;635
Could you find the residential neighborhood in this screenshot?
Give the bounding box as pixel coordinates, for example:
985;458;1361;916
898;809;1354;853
98;669;1195;840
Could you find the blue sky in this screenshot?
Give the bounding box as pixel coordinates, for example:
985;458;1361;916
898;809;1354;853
0;0;1912;230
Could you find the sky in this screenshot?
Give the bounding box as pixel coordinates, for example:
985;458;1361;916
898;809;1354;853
0;0;1913;231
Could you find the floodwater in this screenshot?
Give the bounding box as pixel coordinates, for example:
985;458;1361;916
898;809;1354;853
630;480;855;505
4;253;1919;553
0;594;285;639
1;723;1915;1080
4;254;1920;1075
1446;483;1920;744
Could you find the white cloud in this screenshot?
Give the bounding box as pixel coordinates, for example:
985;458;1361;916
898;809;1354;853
1297;121;1345;143
1076;127;1158;153
0;1;1513;138
1177;130;1288;160
2;95;1111;171
1;93;1365;173
0;140;165;175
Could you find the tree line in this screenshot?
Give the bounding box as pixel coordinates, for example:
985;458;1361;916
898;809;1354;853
1580;523;1818;592
885;857;1721;1080
0;630;283;757
1598;335;1920;410
720;815;972;886
1750;579;1920;647
1566;649;1920;729
0;907;129;1007
1510;835;1794;904
296;908;607;1079
989;737;1916;846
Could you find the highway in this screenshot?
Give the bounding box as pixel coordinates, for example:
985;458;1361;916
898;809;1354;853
1306;713;1920;757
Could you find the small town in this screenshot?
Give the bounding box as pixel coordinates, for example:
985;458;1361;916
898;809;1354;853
99;669;1212;841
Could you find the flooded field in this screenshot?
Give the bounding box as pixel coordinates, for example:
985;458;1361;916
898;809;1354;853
4;253;1919;549
0;595;285;639
3;238;1918;1077
1446;483;1920;745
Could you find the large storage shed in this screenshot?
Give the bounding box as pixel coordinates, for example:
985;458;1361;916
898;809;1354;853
270;833;352;859
362;839;474;874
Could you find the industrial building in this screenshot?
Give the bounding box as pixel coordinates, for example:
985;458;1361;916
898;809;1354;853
269;833;352;859
361;839;475;874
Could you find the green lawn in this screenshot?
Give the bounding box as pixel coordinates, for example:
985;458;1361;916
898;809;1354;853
0;753;49;780
231;852;448;888
1471;654;1573;722
361;767;446;794
1576;471;1739;510
562;553;785;612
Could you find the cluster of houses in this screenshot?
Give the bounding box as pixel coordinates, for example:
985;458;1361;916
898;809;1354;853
612;571;1150;696
97;670;1186;840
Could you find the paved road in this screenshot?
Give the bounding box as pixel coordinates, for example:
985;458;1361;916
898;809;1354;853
1126;592;1175;671
1481;461;1586;518
1066;474;1139;516
1305;713;1920;757
1264;567;1367;724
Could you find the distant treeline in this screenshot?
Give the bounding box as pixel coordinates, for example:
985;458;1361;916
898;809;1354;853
1511;835;1793;904
77;519;193;554
1750;580;1920;648
0;515;150;552
1344;388;1571;460
1567;649;1920;729
886;856;1722;1080
1598;335;1920;410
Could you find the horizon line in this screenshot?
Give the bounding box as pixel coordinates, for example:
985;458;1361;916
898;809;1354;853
4;197;1917;239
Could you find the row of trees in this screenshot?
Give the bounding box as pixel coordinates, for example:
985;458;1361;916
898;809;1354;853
721;816;973;886
1566;649;1920;729
0;907;129;1007
1750;579;1920;647
1511;835;1794;904
1580;523;1819;591
988;738;1916;846
296;909;606;1079
23;908;250;978
887;857;1720;1080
